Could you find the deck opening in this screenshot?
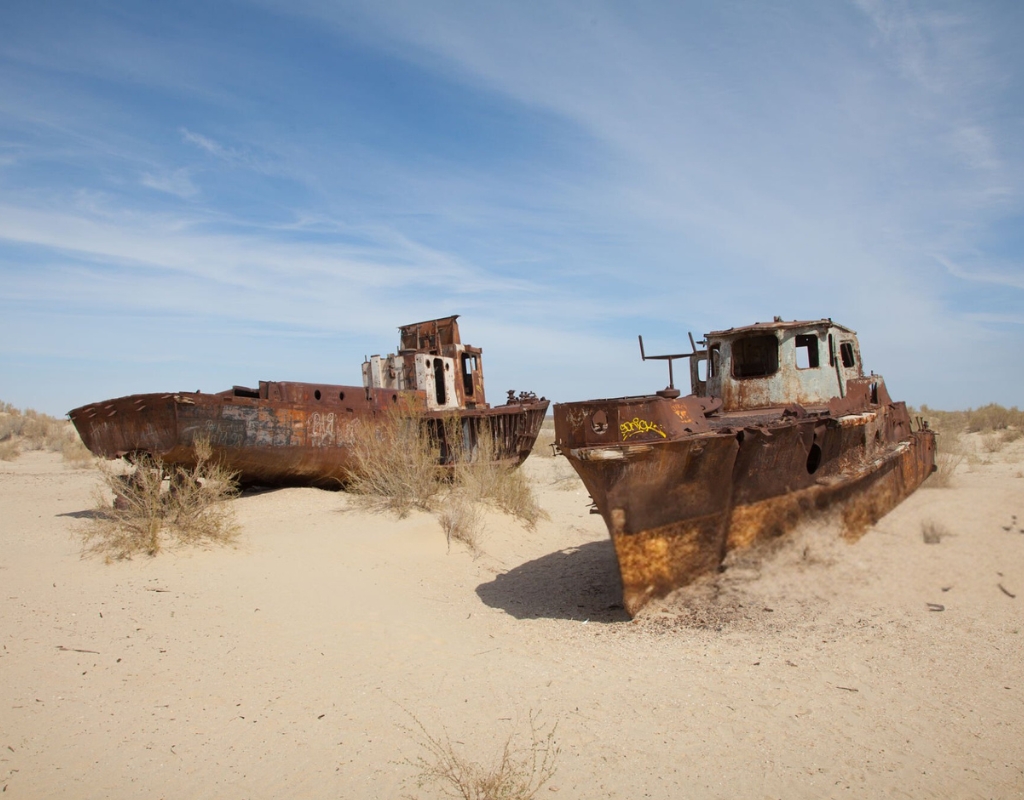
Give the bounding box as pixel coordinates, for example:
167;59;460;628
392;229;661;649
732;334;779;378
795;334;820;369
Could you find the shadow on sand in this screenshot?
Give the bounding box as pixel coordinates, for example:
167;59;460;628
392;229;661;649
476;539;631;623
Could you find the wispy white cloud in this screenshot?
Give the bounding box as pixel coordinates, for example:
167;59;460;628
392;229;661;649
2;0;1023;412
937;255;1024;291
141;168;199;198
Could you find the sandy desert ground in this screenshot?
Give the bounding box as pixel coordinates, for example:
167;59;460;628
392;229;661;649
2;436;1023;799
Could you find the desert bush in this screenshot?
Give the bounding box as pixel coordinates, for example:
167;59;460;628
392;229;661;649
346;411;443;517
0;402;94;466
348;412;543;539
925;433;964;489
918;404;1024;435
450;419;544;528
82;438;238;560
60;435;94;468
0;438;19;461
964;404;1023;433
921;520;952;544
1001;428;1023;445
404;712;559;800
437;490;483;553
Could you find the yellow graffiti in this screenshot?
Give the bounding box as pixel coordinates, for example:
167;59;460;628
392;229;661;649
620;417;667;440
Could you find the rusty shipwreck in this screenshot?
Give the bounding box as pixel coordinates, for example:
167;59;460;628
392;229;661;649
553;318;935;616
70;316;549;487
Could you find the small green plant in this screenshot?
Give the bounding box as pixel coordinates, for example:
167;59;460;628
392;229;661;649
82;438;239;560
404;712;559;800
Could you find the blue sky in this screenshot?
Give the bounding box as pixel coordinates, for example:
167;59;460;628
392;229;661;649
1;0;1022;416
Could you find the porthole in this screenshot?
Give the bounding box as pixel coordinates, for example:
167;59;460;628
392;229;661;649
314;389;322;400
339;391;345;401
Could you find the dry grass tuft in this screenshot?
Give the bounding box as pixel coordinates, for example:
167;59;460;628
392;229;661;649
437;490;483;554
346;411;442;517
448;418;544;528
921;520;952;544
0;438;19;461
82;438;239;560
404;712;559;800
924;432;964;489
347;411;544;546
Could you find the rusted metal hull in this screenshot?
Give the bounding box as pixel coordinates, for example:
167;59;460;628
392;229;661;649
555;393;936;616
71;386;549;488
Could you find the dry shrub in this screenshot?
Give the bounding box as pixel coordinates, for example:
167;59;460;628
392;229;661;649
0;438;19;461
921;520;952;544
346;411;442;517
0;402;94;466
82;438;238;560
924;433;964;489
348;412;543;543
60;435;94;468
404;712;559;800
437;490;483;553
982;433;1006;453
918;403;1024;435
450;419;543;528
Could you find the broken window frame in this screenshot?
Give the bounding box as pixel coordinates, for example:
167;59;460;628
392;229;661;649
731;334;780;379
794;334;820;370
840;341;856;369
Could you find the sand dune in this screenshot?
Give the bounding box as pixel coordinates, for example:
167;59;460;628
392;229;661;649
2;440;1023;798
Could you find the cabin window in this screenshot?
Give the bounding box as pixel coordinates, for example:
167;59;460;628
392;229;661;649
461;354;477;396
731;335;779;379
433;358;447;405
795;334;819;369
708;344;721;378
840;342;856;369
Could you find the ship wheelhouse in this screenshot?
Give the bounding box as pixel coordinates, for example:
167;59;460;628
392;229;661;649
690;318;864;412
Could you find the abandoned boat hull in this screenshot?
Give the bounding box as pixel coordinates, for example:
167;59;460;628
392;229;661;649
70;315;549;488
71;387;549;488
555;319;937;616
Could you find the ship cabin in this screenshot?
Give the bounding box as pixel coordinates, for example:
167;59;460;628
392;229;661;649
689;318;864;412
361;315;488;411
